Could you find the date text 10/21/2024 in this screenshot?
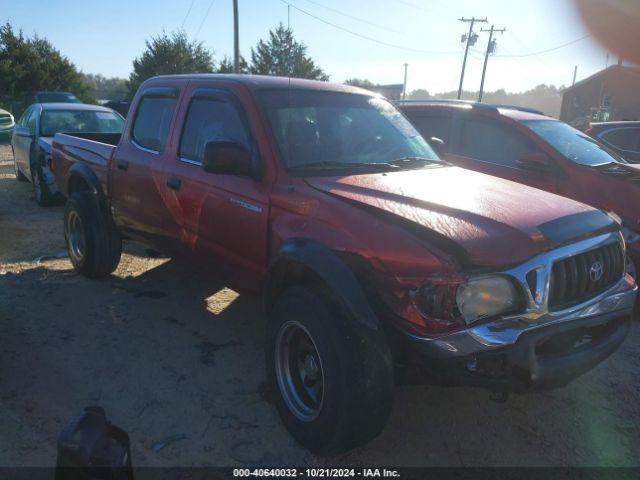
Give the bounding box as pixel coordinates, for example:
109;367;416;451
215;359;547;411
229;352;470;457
232;468;401;478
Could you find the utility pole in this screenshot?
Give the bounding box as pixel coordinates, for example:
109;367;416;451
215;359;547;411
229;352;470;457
478;25;505;102
457;17;487;100
572;65;577;86
402;63;408;100
233;0;239;73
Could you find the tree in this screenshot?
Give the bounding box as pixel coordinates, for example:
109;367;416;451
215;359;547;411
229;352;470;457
216;55;249;74
0;22;93;107
406;88;431;100
82;73;128;101
250;23;328;80
344;78;377;89
406;84;564;118
128;31;214;97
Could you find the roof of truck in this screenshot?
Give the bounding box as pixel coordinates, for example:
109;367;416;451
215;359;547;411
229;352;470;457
146;74;377;96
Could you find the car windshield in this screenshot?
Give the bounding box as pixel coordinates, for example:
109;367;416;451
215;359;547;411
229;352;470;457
260;89;440;174
37;92;81;103
40;109;125;137
523;119;626;166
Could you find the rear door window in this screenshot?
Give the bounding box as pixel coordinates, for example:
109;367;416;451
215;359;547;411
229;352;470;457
601;128;640;152
179;97;249;163
405;112;452;148
131;96;178;152
454;117;535;167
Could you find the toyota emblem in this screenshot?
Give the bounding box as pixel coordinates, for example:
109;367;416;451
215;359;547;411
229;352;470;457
590;261;604;282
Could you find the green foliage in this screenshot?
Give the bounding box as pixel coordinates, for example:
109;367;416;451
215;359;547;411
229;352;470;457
128;31;214;98
216;55;249;74
82;73;128;101
406;84;565;118
344;78;377;89
0;22;93;108
250;23;328;80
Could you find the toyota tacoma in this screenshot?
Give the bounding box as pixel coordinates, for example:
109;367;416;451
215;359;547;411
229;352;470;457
51;75;636;454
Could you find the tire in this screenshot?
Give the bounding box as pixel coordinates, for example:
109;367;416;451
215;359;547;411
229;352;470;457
64;191;122;278
266;286;394;455
13;150;28;182
31;162;56;206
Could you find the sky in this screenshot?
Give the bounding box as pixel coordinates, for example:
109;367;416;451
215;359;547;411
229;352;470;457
2;0;617;94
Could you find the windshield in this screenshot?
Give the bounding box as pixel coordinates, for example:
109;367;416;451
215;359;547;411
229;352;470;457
40;109;125;137
37;92;81;103
260;90;439;173
523;119;626;166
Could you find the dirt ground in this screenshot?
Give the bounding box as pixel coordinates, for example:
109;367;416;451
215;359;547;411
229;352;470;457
1;144;639;468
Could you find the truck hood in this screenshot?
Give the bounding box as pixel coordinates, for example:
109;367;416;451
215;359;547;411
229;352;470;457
306;166;616;267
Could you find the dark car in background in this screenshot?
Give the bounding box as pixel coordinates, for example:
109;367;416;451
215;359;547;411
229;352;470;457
12;103;124;205
399;100;640;277
103;100;131;118
587;121;640;163
0;108;15;144
12;91;82;118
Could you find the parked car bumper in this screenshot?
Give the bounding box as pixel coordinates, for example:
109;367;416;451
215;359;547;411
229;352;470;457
400;273;636;392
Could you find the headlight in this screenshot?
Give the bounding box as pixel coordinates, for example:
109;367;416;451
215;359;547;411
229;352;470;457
455;276;520;324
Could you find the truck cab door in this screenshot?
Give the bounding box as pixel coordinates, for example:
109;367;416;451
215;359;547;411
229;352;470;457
448;114;559;194
162;85;269;293
109;86;182;250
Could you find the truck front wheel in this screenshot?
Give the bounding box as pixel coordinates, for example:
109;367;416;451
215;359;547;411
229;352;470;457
64;192;122;278
267;286;394;455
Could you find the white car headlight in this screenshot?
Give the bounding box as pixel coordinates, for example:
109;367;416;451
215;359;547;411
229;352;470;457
455;276;520;324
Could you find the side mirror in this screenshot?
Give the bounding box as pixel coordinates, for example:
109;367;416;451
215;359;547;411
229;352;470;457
202;140;253;177
429;136;446;155
516;151;553;173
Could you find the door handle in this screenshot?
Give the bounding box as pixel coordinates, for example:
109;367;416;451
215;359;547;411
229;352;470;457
166;176;181;191
117;159;129;171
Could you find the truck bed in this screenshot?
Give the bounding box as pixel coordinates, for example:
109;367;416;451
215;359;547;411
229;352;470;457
51;133;120;197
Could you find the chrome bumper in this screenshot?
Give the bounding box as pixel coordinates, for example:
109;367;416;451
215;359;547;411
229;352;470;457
412;231;637;359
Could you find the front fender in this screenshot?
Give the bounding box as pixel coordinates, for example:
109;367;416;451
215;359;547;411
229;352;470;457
265;238;379;331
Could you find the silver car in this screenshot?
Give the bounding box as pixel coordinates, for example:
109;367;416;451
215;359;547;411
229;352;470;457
12;103;124;205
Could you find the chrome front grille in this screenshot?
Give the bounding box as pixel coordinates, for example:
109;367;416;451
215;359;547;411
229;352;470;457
548;242;624;311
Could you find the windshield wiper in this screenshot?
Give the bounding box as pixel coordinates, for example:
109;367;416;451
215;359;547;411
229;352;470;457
288;160;401;171
387;156;442;167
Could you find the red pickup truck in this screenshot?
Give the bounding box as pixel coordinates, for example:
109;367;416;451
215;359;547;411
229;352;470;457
51;75;636;454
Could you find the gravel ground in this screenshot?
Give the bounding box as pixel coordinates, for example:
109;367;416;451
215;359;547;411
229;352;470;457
1;144;639;467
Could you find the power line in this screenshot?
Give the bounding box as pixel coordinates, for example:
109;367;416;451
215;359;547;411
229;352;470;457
300;0;401;34
195;0;216;38
280;0;460;55
495;34;591;57
181;0;197;29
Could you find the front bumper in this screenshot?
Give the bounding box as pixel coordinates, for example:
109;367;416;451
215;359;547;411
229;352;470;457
398;262;637;392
